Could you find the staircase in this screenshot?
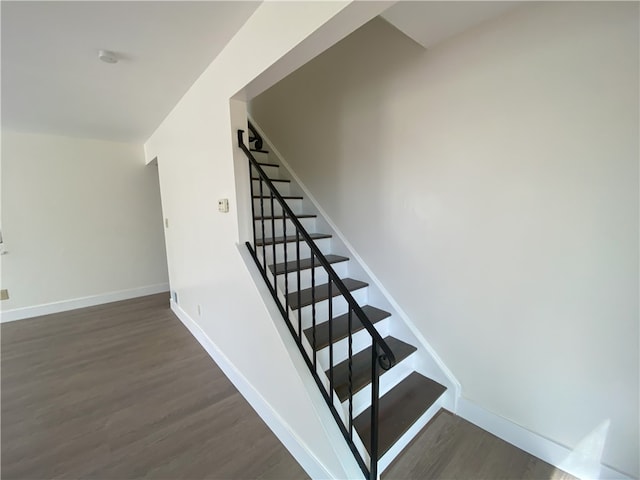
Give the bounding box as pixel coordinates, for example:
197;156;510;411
238;122;452;479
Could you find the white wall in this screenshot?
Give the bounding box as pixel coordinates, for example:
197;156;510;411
250;3;639;477
1;131;169;318
142;2;397;478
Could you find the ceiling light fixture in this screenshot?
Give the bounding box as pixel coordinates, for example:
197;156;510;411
98;50;118;64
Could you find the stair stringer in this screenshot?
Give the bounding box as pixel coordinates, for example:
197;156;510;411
248;118;461;465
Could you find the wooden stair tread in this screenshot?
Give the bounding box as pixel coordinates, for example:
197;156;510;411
251;177;290;183
304;305;391;351
269;254;348;275
354;372;446;459
328;336;416;402
257;162;278;168
254;214;316;221
253;195;303;200
255;233;331;247
286;278;367;310
250;149;269;154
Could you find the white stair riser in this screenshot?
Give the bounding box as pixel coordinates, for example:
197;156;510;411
292;288;368;327
253;198;303;217
315;317;391;368
250;163;281;179
378;396;447;474
278;269;333;301
276;288;368;333
346;360;414;420
255;238;332;265
274;262;349;292
252;179;290;196
249;150;270;163
330;359;418;471
292;328;420;452
254;217;316;239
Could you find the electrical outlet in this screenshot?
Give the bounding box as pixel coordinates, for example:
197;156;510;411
218;199;229;213
1;289;9;301
164;218;169;228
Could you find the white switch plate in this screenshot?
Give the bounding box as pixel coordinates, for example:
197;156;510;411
218;199;229;213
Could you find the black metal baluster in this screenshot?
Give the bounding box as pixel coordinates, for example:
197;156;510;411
270;191;276;289
248;162;257;249
296;231;301;339
348;308;353;438
238;129;399;480
283;212;289;315
370;340;380;480
328;280;334;400
259;178;266;271
248;121;263;150
311;253;316;369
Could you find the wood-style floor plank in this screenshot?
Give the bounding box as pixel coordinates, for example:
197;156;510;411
383;410;578;480
1;293;308;479
2;293;579;480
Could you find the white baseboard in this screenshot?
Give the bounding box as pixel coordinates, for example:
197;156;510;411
169;300;333;480
0;283;170;323
457;398;633;480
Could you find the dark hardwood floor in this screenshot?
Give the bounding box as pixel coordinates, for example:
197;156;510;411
1;293;308;479
2;293;577;480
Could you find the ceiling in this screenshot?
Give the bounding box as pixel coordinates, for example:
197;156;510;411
1;1;260;143
382;1;522;49
1;1;524;144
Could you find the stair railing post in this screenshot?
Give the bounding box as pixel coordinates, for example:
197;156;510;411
283;212;289;315
240;129;258;253
259;180;266;271
296;230;301;339
370;339;380;480
270;192;277;288
311;254;317;369
328;281;334;401
348;308;354;438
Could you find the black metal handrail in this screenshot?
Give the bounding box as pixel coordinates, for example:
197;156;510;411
238;124;396;480
240;128;396;367
247;122;263;151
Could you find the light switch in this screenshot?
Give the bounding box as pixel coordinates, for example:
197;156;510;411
218;199;229;213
